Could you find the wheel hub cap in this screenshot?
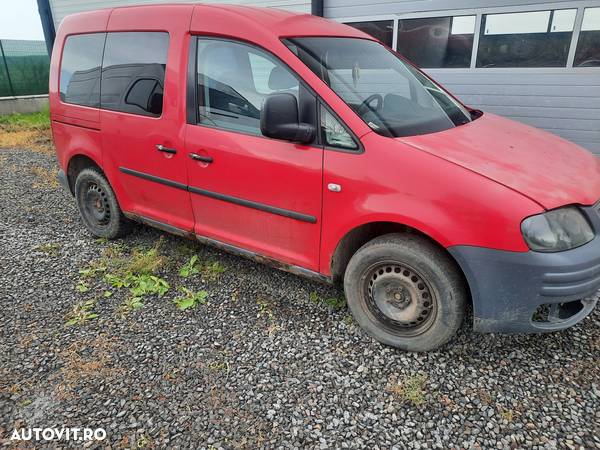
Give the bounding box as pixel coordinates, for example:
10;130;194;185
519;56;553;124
366;263;435;331
83;183;110;226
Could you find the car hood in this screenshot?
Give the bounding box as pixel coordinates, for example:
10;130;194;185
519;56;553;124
399;113;600;210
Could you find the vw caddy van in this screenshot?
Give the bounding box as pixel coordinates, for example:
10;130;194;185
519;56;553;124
50;4;600;351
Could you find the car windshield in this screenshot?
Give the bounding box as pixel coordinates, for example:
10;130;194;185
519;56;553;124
284;37;474;138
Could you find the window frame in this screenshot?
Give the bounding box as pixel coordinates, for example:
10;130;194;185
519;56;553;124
186;35;364;153
334;1;600;73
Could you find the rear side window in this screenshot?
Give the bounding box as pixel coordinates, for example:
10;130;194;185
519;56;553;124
101;32;169;117
60;33;105;107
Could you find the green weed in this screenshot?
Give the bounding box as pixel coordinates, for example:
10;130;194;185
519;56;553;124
179;255;201;278
202;261;226;280
387;374;428;406
173;288;208;311
309;291;347;310
65;300;98;326
35;243;60;256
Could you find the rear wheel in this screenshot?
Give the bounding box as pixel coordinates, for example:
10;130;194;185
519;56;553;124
344;233;466;351
74;168;130;239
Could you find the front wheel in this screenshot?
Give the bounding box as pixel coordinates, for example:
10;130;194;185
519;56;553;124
74;168;131;239
344;233;466;352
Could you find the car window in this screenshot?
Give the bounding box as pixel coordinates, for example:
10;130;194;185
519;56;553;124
60;33;105;107
320;105;357;150
286;37;472;138
195;39;301;136
101;32;169;117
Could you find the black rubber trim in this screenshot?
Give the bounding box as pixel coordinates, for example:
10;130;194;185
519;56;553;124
187;185;316;223
119;167;187;191
119;166;316;224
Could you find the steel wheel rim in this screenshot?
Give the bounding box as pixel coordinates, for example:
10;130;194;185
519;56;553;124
82;182;111;228
363;261;437;337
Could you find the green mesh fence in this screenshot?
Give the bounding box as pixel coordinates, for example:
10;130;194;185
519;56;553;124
0;39;50;97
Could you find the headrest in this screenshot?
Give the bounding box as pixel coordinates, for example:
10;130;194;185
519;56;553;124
268;66;297;90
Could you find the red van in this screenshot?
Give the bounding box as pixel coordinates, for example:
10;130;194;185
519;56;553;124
50;4;600;351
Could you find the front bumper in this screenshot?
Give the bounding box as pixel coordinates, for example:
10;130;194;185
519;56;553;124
449;203;600;333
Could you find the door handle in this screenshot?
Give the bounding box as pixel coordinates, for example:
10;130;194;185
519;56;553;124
189;153;213;164
156;144;177;154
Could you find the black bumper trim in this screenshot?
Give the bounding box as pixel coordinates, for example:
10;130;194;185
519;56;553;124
449;237;600;333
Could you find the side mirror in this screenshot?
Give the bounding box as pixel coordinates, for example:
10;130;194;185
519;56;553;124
260;93;316;144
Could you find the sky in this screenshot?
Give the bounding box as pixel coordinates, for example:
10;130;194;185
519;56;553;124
0;0;45;40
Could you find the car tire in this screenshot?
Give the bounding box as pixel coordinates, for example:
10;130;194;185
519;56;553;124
74;168;131;239
344;232;466;352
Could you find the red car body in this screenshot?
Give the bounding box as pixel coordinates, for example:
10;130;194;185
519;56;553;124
50;4;600;337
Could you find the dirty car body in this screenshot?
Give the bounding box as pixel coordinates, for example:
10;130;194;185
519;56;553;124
49;4;600;350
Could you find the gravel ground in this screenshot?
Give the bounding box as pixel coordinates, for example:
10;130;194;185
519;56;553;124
0;147;599;449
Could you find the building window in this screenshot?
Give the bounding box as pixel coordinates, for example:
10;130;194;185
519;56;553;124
345;20;394;47
574;7;600;67
59;33;105;107
101;32;169;117
396;16;475;68
476;9;576;68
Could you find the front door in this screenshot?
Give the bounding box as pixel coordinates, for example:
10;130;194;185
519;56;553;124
101;6;195;231
184;37;323;271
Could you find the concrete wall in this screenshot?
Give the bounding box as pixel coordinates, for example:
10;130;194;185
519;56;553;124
0;95;49;116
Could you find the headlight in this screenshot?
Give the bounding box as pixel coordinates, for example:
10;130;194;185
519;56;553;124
521;206;595;252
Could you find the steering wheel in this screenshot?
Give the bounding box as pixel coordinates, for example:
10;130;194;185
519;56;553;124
357;93;383;115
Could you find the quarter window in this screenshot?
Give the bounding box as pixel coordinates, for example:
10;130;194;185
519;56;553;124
574;8;600;67
59;33;105;107
476;9;576;67
195;39;305;136
396;16;475;68
101;32;169;117
320;105;357;150
345;20;394;47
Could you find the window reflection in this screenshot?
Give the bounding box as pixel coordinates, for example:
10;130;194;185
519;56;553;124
396;16;475;68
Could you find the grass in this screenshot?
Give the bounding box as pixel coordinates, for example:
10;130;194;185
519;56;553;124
65;300;98;326
256;297;275;320
309;291;347;311
52;336;121;399
0;108;53;153
202;261;226;280
178;255;226;281
500;409;514;422
34;242;61;256
387;374;428;406
30;166;59;189
77;240;170;317
0;108;50;131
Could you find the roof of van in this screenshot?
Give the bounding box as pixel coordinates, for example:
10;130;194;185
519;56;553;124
57;3;372;41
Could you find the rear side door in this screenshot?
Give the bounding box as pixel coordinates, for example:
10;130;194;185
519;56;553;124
184;37;323;271
100;6;195;231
